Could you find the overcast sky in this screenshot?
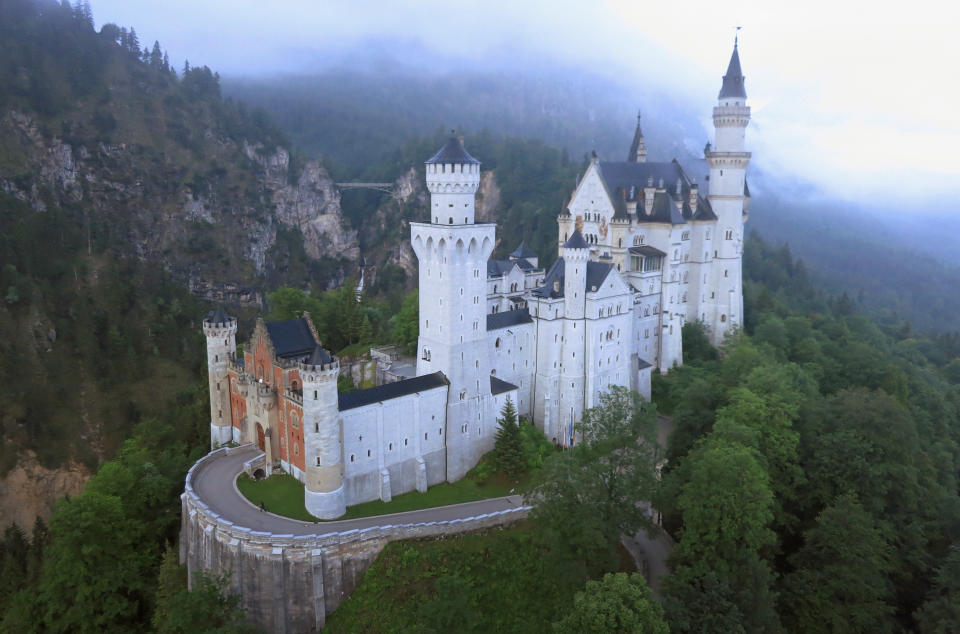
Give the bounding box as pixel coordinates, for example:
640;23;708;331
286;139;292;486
90;0;960;208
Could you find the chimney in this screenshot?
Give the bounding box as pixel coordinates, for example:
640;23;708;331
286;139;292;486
689;183;699;214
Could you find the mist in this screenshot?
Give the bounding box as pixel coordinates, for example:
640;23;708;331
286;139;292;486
90;0;960;211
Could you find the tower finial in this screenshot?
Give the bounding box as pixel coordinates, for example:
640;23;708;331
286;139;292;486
735;25;741;48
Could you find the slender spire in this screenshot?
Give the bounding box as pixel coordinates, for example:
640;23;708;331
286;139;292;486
627;109;647;163
718;35;747;100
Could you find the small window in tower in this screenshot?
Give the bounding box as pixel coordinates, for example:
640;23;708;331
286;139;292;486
350;454;355;463
404;438;408;446
389;443;393;451
425;433;428;440
314;390;318;400
448;203;454;208
367;449;371;457
724;270;729;277
215;354;218;362
721;314;727;323
449;217;454;224
464;217;468;223
317;457;321;466
315;423;318;433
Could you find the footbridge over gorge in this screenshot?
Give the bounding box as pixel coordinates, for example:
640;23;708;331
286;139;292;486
335;182;395;195
179;444;529;632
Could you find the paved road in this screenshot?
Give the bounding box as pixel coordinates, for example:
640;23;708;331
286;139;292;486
190;446;526;536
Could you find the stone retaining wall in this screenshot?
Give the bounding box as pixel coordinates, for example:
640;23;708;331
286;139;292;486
180;446;530;632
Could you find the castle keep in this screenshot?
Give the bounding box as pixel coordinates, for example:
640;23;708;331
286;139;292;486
204;42;750;518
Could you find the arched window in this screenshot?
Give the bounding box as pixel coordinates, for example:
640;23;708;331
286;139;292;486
721;314;727;323
495;338;501;348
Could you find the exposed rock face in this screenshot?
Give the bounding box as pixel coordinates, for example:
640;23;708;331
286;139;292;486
0;111;359;291
0;453;89;529
476;170;501;222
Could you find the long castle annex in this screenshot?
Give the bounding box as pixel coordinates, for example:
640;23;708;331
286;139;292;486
203;42;750;518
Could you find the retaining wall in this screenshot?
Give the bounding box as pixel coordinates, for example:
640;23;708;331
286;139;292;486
180;446;530;632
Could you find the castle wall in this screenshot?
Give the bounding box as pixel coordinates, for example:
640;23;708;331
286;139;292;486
339;385;448;505
180;447;529;633
487;321;535;417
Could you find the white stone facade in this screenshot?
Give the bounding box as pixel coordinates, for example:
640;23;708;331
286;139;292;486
204;43;750;514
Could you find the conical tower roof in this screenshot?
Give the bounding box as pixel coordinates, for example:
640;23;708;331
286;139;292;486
718;40;747;99
563;229;589;250
628;110;647;163
426;136;480;165
510;241;537;259
205;307;232;324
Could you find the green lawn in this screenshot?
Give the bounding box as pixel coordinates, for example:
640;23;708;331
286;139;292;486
324;520;637;633
234;455;533;522
235;473;320;521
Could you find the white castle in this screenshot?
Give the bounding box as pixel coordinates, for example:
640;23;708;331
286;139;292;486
204;42;750;518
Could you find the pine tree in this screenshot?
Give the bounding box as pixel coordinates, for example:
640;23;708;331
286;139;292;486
150;41;163;68
494;398;525;479
128;27;139;53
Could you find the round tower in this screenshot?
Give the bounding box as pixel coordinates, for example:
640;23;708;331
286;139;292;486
203;308;237;449
706;37;751;344
559;230;589;447
425;135;481;225
299;345;345;519
412;136;497;482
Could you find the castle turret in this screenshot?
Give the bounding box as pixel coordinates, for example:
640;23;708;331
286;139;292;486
299;345;345;519
203;308;237;449
412;136;497;481
425;135;481;225
706;37;750;344
559;230;589;446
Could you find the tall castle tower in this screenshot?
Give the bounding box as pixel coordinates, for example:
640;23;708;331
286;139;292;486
203;308;237;448
706;37;750;343
299;346;345;519
558;230;589;446
411;136;496;481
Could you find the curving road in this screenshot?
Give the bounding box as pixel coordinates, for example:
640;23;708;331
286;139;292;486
190;445;526;536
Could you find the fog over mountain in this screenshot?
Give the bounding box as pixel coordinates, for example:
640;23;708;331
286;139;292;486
91;0;959;209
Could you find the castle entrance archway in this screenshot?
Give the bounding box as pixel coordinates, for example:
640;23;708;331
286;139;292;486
256;423;265;451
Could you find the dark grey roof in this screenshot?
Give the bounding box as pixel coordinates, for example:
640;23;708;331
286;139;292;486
586;261;613;290
487;307;533;331
338;372;448;411
532;258;566;299
693;197;718;221
718;43;747;99
266;318;318;358
627;111;646;162
425;137;480;165
563;229;589;249
491;375;518;396
637;358;653;370
488;260;513;277
531;258;617;298
598;161;685;195
304;344;333;366
629;245;666;257
510;241;537;259
205;307;233;324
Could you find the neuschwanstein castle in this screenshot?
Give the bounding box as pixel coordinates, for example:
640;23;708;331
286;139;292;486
203;42;750;518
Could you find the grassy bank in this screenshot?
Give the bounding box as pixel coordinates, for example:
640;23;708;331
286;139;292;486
324;520;636;633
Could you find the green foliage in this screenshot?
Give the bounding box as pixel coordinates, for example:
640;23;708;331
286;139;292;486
494;398;526;479
391;289;419;355
326;522;634;634
532;387;661;575
553;572;669;634
155;572;255;634
2;403;211;632
915;544;960;633
781;493;894;633
660;235;960;631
